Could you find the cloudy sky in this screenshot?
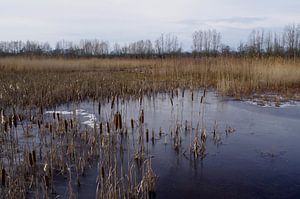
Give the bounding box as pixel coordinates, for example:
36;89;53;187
1;0;300;49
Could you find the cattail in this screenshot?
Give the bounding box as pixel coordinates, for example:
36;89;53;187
98;102;101;115
200;96;203;104
113;113;118;129
111;96;115;109
32;150;36;165
29;152;33;166
40;106;43;115
192;92;194;101
139;109;144;124
99;122;103;134
57;113;60;121
185;120;188;131
13;114;17;128
118;113;122;129
38;120;41;129
146;129;149;143
2;168;5;186
52;112;56;120
101;166;105;179
9;117;12;129
131;118;134;129
49;124;52;134
64;119;68;132
4;121;8;132
107;122;110;133
70;119;73;129
203;88;206;97
152;129;155;145
139;95;143;106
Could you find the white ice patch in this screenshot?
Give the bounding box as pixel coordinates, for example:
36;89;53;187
45;109;97;128
245;100;300;108
45;110;73;115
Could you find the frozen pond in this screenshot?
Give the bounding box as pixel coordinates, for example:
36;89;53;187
42;90;300;198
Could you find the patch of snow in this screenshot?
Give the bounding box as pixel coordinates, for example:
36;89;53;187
45;109;97;128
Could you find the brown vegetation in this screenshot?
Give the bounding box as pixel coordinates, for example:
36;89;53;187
0;56;299;109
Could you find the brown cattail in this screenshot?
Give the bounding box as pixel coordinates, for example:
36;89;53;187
4;121;8;132
52;112;56;120
131;118;134;129
139;109;144;124
40;106;43;115
2;168;5;186
49;124;52;134
200;96;203;104
9;117;12;129
192;92;194;101
118;113;122;129
152;129;155;145
29;152;33;166
111;96;115;109
139;95;143;106
32;150;36;165
99;122;103;134
98;102;101;115
64;120;68;132
13;114;17;128
101;166;105;179
146;129;149;143
107;122;110;133
113;113;118;129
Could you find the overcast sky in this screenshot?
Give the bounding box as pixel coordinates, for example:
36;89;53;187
1;0;300;49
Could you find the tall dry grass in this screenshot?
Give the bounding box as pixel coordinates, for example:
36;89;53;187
0;56;299;108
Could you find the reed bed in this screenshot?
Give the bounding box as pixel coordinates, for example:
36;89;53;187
0;56;300;109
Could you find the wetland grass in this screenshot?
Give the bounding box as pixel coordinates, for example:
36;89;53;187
0;56;299;198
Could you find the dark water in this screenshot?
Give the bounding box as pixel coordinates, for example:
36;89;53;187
46;90;300;199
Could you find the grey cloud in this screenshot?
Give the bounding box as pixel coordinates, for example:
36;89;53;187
172;17;266;26
209;17;266;24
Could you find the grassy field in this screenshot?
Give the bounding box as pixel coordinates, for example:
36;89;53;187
0;56;300;108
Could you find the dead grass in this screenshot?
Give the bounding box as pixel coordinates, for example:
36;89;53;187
0;56;300;108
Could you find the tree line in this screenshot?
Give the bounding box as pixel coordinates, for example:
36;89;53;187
0;24;299;58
